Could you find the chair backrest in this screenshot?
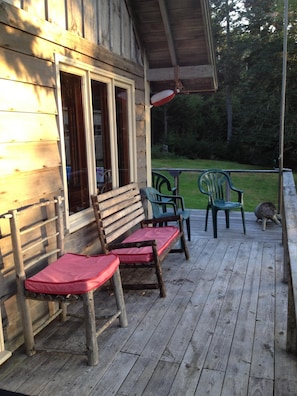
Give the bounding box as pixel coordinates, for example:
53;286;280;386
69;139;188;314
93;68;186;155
8;197;64;287
152;171;176;195
91;183;146;252
143;187;167;218
198;170;232;202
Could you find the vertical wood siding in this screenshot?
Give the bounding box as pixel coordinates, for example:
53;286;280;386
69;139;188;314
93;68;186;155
4;0;141;60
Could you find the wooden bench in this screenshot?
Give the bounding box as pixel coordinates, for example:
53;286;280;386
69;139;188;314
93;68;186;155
91;183;190;298
8;197;127;366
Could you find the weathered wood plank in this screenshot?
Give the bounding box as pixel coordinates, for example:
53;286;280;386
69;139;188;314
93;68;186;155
248;377;274;395
83;0;97;43
274;239;297;393
0;80;57;113
0;46;55;87
97;0;110;48
159;239;213;364
22;0;45;19
250;242;276;380
142;360;179;396
0;142;60;177
121;1;132;60
221;241;263;396
46;0;66;29
0;168;62;214
204;241;251;372
0;112;59;142
169;241;239;395
195;368;225;395
66;0;83;36
88;352;139;395
283;171;297;353
111;0;121;55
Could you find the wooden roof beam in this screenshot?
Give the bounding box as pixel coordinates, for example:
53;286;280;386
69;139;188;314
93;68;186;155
147;65;214;81
158;0;177;66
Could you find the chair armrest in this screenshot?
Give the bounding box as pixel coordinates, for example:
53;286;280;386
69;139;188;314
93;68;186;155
170;195;186;210
154;192;175;200
147;198;178;213
152;192;186;211
229;185;244;203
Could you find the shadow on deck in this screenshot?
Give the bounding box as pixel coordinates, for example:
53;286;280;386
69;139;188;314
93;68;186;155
0;210;297;395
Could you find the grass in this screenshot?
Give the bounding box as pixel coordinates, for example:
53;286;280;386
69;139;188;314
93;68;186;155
152;158;281;212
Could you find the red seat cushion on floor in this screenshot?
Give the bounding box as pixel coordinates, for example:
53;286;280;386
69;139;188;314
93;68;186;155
111;226;179;263
25;253;120;295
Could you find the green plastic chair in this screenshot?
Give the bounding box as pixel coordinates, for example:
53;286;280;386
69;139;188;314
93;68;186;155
152;171;177;196
144;187;191;241
198;169;246;238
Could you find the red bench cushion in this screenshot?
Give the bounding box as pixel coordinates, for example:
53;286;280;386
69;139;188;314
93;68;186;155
25;253;120;295
111;226;179;263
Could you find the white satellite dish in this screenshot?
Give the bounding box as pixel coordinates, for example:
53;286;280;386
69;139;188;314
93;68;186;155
150;90;175;107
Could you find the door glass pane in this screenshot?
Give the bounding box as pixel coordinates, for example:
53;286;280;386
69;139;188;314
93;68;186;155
115;87;130;186
91;80;112;193
60;71;89;214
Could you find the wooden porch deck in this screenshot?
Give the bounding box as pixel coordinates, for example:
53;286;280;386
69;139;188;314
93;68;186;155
1;210;297;395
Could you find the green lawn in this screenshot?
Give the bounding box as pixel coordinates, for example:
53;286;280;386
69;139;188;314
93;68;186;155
152;158;281;212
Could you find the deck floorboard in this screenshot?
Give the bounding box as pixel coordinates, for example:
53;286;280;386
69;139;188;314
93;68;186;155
0;210;296;395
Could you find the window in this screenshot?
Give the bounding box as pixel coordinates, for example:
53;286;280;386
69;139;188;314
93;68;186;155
115;86;130;186
56;56;136;232
91;80;112;192
61;72;89;215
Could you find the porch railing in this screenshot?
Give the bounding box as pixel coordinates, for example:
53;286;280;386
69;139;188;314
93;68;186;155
283;170;297;354
153;167;284;196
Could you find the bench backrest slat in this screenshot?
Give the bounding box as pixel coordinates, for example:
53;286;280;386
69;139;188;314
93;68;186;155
91;183;146;251
102;207;144;240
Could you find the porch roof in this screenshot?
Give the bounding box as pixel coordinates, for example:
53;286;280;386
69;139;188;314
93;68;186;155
126;0;218;94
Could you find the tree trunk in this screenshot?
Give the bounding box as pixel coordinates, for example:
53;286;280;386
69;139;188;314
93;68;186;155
225;0;232;143
226;85;232;143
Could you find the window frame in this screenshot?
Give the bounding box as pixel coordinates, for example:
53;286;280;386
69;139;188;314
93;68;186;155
55;54;137;233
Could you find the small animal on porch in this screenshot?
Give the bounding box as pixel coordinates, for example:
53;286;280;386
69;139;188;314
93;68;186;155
254;201;281;231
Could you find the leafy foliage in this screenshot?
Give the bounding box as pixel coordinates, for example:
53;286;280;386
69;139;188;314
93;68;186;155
151;0;297;169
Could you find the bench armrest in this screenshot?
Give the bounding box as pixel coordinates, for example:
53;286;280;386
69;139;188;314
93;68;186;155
142;214;182;226
109;240;157;250
142;214;184;235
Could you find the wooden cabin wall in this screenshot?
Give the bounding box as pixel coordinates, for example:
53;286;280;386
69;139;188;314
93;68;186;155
3;0;142;64
0;0;147;352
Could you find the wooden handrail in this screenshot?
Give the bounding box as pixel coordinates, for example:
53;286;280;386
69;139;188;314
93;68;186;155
282;170;297;353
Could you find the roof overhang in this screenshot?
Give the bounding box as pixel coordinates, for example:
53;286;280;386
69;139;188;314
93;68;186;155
126;0;218;94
